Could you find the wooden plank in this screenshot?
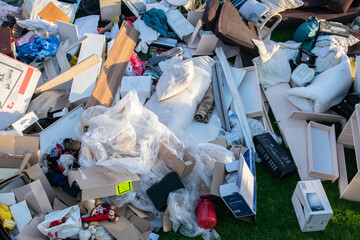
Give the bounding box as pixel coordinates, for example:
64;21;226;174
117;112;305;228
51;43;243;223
187;10;204;27
100;0;122;21
341;171;360;201
85;21;139;108
35;54;100;94
307;122;338;182
239;68;262;118
69;33;105;103
37;2;70;24
166;10;194;40
191;32;219;56
264;83;314;180
289;110;346;124
337;143;348;196
216;47;255;151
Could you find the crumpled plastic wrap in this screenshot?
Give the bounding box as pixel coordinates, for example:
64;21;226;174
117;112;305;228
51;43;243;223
168;188;220;240
191;143;234;190
218;114;266;146
78;91;184;175
16;19;58;38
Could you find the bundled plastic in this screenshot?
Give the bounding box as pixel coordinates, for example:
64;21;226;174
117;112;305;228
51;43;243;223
156;57;195;101
145;56;215;135
168;188;220;240
191;143;234;190
79;91;184;174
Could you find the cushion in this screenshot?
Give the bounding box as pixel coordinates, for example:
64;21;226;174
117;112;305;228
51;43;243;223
322;0;353;13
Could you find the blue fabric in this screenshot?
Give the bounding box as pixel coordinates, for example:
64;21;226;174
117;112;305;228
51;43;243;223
141;8;168;37
17;35;60;64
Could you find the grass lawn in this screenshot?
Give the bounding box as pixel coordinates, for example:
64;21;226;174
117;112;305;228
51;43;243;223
158;30;360;239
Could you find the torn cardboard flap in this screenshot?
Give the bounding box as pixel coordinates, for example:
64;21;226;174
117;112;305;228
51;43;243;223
68;166;140;201
13;179;53;214
0;135;40;166
163;208;172;232
15;215;47;240
158;144;196;177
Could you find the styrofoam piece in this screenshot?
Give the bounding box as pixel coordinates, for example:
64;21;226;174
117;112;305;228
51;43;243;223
120;76;152;101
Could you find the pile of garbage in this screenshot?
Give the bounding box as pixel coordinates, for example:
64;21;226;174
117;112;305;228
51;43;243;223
1;0;360;239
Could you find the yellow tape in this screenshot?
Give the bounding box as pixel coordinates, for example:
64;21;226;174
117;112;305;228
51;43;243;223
116;181;133;195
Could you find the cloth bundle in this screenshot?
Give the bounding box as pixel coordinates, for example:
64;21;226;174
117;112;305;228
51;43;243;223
194;83;214;123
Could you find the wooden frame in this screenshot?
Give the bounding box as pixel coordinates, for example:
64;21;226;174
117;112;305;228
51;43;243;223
306;121;338;182
289;110;346;127
337;104;360;201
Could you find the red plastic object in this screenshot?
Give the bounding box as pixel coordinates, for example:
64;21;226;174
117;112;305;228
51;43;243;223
197;195;217;229
81;209;110;223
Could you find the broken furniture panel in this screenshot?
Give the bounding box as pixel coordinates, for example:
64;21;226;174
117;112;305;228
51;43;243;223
263;83;314;181
166;10;195;40
306;121;338;182
100;0;122;21
337;104;360;201
86;21;139;108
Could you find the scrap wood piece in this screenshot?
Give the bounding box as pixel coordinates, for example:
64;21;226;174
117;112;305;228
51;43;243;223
34;54;100;94
264;83;315;181
37;2;71;24
289;110;346;126
215;47;255;151
86;21;140;108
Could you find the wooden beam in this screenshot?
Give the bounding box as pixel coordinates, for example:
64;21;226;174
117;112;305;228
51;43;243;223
35;54;100;94
85;21;139;108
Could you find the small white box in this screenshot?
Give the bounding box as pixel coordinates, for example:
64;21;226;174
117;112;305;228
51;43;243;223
292;180;333;232
120;76;152;102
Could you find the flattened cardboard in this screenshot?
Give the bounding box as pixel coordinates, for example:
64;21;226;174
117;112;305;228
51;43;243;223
25;163;56;205
0;54;41;130
157;144;196;177
53;197;68;211
15;215;46;240
230;145;248;160
0;135;39;166
13;179;53;214
68;166;140;201
210;162;226;197
10;200;32;232
163;208;172;232
52;187;77;207
208;138;227;149
37;2;70;24
0;28;15;58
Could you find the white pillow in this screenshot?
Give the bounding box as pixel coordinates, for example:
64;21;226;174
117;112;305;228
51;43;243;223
156;58;195;101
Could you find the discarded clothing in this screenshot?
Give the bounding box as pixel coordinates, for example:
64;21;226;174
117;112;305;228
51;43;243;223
194;83;214;123
17;35;60;63
16;19;59;38
293;16;319;42
141;8;168;37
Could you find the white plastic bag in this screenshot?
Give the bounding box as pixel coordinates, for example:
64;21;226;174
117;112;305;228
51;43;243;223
156;58;194;101
37;205;82;239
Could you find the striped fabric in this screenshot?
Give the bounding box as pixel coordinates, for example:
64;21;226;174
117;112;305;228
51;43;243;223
230;0;247;10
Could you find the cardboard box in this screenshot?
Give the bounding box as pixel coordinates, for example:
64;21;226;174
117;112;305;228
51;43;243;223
0;53;41;130
220;155;256;219
13;179;53;214
292;180;333;232
101;204;153;240
6;111;42;135
208;138;227;149
68;166;140;201
254;133;297;179
15;215;47;240
10;200;32;232
157;144;196;177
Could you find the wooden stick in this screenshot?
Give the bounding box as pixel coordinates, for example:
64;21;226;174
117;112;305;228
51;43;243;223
35;54;100;94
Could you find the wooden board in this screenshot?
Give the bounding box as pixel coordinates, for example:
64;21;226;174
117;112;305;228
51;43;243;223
69;33;105;103
239;67;262;118
100;0;122;21
85;21;139;108
37;2;70;24
57;20;78;44
307;121;338;182
166;10;194;40
35;54;100;94
264;83;314;180
289;110;346;126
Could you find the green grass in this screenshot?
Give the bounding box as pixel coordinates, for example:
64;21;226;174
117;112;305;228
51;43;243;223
158;107;360;239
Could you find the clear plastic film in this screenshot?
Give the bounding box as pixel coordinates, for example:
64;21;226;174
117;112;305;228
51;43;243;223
78;91;185;175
